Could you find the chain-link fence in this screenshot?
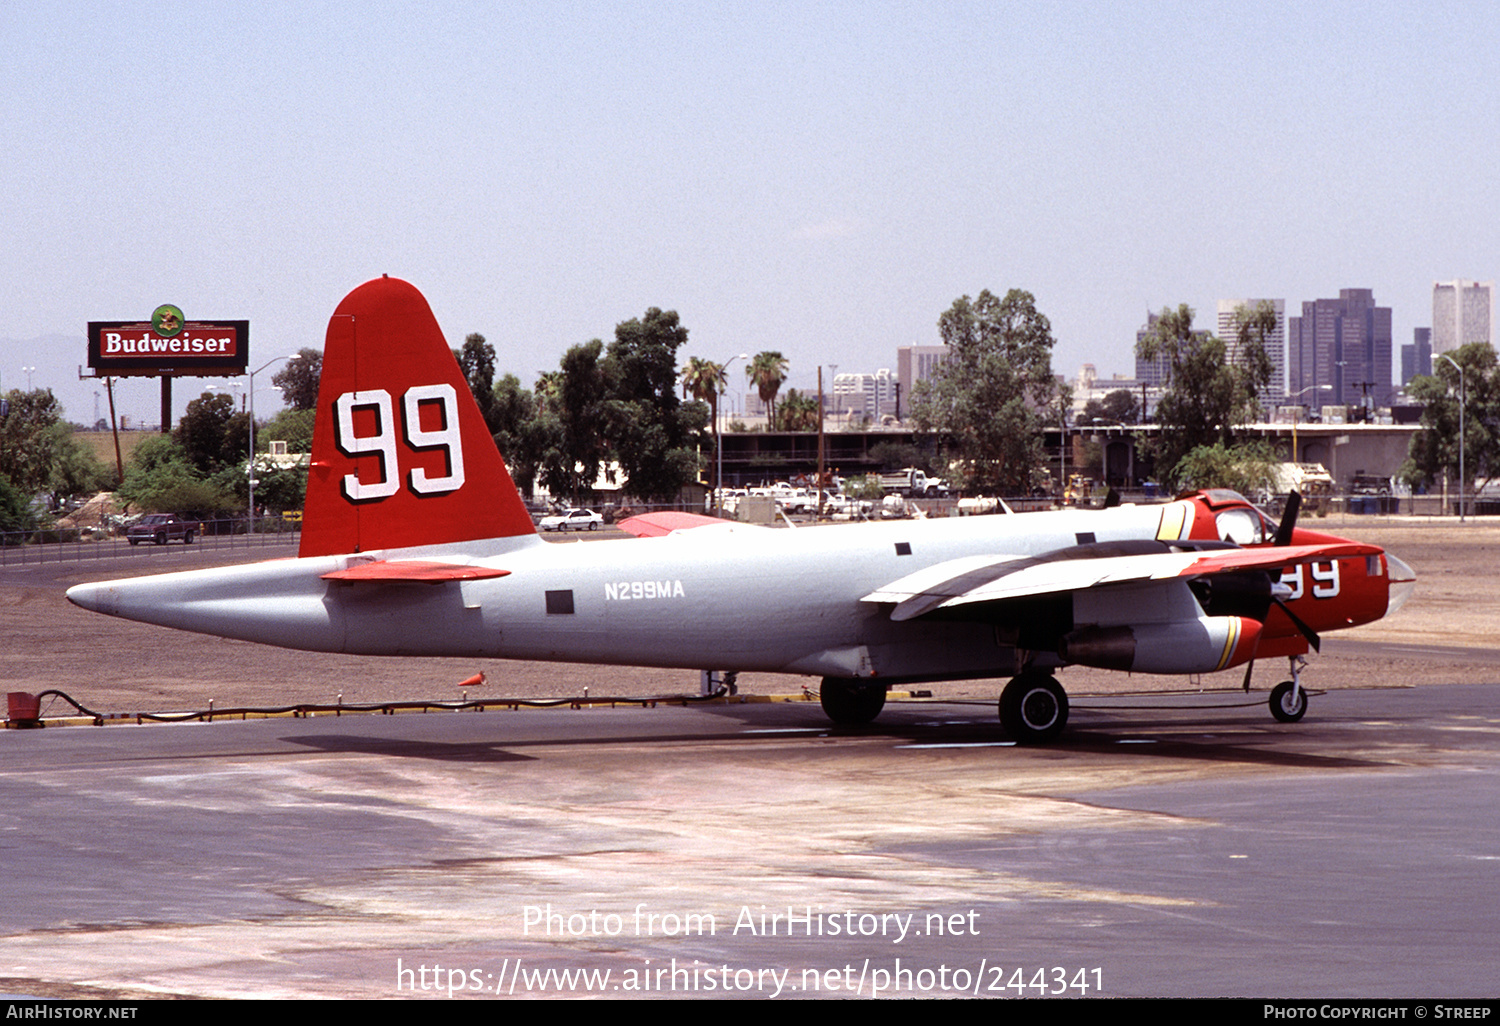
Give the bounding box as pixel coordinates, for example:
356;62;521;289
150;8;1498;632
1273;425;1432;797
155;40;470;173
0;516;302;566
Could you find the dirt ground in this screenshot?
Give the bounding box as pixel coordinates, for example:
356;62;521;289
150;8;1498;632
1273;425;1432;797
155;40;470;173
3;514;1497;719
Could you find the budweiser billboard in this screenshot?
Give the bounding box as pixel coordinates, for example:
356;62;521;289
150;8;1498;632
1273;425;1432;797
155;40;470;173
88;304;249;376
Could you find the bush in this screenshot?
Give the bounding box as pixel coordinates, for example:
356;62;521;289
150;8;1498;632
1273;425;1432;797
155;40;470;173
0;476;39;539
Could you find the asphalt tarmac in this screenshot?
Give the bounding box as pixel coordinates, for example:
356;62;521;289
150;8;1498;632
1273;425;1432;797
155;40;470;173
3;683;1499;999
3;525;1499;1000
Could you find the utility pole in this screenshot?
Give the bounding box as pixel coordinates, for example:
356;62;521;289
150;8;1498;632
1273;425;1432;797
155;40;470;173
1436;354;1466;522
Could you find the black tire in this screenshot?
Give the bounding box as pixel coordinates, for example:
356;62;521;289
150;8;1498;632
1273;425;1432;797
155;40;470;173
999;672;1069;743
154;532;167;546
819;677;887;726
129;538;139;546
1270;681;1307;723
589;522;597;530
183;531;194;544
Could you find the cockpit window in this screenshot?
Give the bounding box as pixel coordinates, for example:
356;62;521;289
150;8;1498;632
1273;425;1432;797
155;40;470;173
1216;507;1264;545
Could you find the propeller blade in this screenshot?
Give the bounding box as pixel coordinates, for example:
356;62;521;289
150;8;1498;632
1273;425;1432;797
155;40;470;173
1274;490;1302;547
1271;595;1321;653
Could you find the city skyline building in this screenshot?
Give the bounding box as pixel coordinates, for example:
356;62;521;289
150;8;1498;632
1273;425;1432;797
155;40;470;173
1132;311;1175;388
1402;327;1432;386
831;368;894;420
816;282;1436;427
1432;279;1493;355
895;345;948;420
1217;298;1287;406
1287;288;1393;414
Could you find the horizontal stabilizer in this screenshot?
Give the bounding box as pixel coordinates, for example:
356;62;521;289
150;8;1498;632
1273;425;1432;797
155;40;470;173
321;560;511;583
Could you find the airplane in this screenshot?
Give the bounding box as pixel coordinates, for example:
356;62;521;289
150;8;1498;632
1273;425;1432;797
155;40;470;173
66;276;1416;742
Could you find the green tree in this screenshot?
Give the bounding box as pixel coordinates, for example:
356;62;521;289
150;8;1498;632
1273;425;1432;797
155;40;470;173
0;475;39;538
747;351;789;426
489;373;544;495
0;389;69;495
1082;388;1138;426
542;340;610;500
910;289;1063;492
175;392;244;474
246;464;306;515
1227;301;1278;414
600;308;705;501
115;435;237;514
844;474;885;502
456;333;499;431
238;407;316;514
1136;304;1271;490
1401;341;1500;493
0;390;108;505
271;348;323;411
45;423;112;501
260;408;317;452
681;357;727;490
681;357;727;419
867;440;927;472
774;389;821;431
1172;440;1279;495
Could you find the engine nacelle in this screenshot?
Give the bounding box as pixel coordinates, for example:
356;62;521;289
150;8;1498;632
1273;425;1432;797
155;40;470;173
1060;615;1262;674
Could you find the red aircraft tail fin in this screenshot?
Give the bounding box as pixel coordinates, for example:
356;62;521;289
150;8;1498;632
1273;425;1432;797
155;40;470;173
299;276;536;558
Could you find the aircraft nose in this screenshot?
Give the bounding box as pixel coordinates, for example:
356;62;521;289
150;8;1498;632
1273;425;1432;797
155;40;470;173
1385;553;1416;616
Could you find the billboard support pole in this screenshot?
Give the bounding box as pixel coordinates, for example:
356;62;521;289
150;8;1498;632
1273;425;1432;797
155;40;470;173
106;377;123;482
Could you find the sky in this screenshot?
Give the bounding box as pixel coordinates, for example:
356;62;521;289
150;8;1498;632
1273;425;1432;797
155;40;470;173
3;0;1497;428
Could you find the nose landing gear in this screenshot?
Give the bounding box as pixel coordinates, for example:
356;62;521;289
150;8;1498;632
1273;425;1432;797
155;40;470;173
1269;656;1310;723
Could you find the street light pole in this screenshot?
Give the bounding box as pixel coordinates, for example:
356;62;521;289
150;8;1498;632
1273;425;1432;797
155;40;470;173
247;354;300;536
1436;353;1466;522
716;353;748;517
1059;400;1068;503
1286;384;1332;463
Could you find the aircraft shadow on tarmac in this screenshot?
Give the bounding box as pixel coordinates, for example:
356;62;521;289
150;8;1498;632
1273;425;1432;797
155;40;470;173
280;699;1392;772
286;734;540;763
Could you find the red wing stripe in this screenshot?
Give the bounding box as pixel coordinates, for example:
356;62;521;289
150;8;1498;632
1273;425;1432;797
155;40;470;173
1180;542;1380;577
321;560;510;582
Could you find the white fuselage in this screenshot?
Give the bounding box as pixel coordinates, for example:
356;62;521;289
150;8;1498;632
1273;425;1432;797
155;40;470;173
67;505;1189;684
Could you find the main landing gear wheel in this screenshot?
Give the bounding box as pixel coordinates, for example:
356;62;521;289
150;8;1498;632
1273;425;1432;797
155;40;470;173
819;677;886;725
1269;680;1308;723
999;672;1069;743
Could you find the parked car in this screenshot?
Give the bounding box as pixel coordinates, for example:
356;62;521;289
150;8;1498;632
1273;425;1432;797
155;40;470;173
538;508;603;532
126;513;200;546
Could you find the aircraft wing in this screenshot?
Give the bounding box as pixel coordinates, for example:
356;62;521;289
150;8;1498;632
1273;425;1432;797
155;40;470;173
320;560;511;583
864;541;1379;622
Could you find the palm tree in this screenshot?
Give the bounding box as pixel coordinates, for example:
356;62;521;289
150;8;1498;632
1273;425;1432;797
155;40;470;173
533;370;561;414
775;389;821;432
746;351;789;427
681;357;727;425
680;357;727;494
